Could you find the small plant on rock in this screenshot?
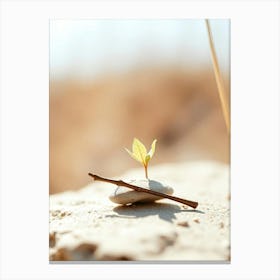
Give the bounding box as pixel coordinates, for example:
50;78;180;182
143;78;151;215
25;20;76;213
125;138;157;179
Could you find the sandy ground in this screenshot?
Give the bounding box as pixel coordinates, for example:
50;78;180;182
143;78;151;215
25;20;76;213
49;160;230;262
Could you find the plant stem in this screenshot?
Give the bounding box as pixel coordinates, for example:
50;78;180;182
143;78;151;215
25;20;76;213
144;165;148;179
205;19;230;133
88;173;198;209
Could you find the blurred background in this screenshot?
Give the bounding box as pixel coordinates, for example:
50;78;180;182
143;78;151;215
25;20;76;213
49;19;230;194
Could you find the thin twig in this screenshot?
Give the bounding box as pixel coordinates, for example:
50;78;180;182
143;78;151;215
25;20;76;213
88;173;198;209
205;19;230;133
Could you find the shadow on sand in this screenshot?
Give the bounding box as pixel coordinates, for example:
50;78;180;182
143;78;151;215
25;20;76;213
109;202;204;223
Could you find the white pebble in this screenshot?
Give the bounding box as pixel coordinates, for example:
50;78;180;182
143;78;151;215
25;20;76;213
109;179;174;205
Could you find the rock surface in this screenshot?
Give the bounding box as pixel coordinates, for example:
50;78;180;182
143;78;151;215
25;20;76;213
109;179;174;205
49;160;230;261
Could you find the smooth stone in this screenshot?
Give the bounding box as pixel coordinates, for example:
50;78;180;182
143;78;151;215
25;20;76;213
109;179;174;205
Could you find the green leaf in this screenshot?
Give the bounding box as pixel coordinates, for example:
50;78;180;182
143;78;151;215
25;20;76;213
147;139;157;159
132;138;147;165
125;148;139;162
145;154;151;165
125;138;157;171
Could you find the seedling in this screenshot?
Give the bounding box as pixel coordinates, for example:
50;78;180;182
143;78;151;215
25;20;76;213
125;138;157;179
88;138;198;209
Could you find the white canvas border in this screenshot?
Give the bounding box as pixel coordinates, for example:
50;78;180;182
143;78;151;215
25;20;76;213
0;1;279;280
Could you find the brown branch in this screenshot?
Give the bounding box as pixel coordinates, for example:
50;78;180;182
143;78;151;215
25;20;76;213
88;173;198;209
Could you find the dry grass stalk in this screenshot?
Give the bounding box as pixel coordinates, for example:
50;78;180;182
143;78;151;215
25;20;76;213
205;19;230;133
